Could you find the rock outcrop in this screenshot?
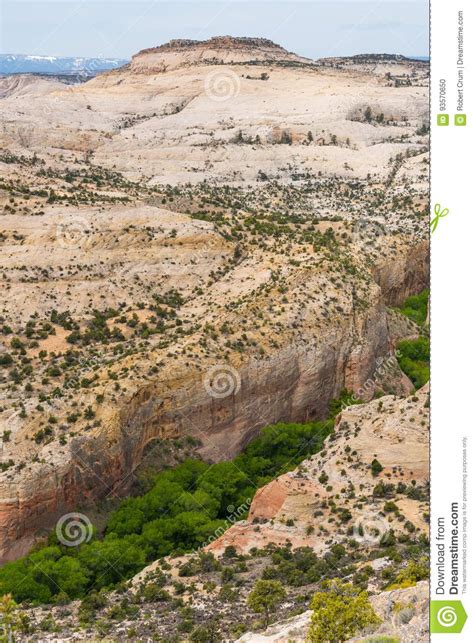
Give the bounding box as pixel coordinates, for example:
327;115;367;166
129;37;311;73
374;239;429;306
207;385;429;556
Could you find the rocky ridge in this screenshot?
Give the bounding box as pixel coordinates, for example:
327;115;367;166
207;384;429;556
129;37;311;73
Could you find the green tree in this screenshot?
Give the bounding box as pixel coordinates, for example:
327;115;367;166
0;594;22;642
0;560;53;603
247;579;286;628
78;536;145;588
397;289;428;326
308;580;381;642
371;458;383;476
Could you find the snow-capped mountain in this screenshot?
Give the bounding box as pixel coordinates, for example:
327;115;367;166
0;53;128;75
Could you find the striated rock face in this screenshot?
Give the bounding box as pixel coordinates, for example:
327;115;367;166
373;239;429;306
0;73;65;99
0;455;74;560
0;293;393;561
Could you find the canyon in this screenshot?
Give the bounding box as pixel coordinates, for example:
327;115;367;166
19;384;429;640
0;34;428;578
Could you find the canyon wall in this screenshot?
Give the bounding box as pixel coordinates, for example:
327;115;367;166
0;243;427;562
374;239;429;306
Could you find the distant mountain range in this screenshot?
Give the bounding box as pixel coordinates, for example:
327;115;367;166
0;51;427;76
0;53;128;75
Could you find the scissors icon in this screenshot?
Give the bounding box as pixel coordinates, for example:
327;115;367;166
430;203;449;233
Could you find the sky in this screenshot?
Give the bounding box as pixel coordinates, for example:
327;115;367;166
0;1;429;60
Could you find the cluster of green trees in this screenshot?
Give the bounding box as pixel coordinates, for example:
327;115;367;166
396;289;429;326
0;421;332;604
66;309;124;346
397;336;430;389
394;289;429;388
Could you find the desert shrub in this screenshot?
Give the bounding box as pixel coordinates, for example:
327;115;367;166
0;353;13;367
386;557;429;589
394;605;415;624
190;619;220;642
371;459;383;476
262;546;330;586
308;580;381;642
